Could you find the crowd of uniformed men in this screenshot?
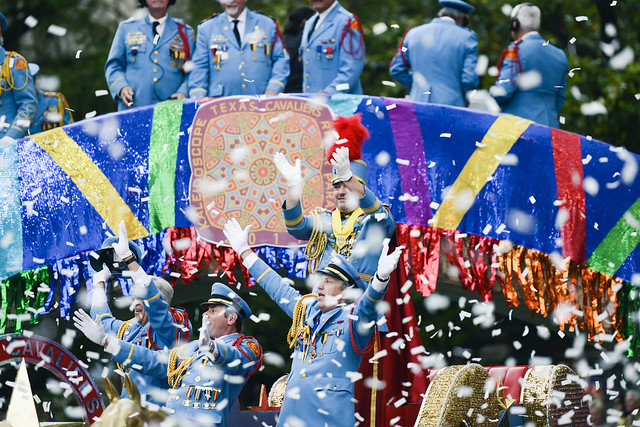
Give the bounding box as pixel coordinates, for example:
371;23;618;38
2;0;571;424
1;0;569;144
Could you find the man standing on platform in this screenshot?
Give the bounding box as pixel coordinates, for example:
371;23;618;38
274;115;396;284
299;0;365;94
489;2;569;128
223;217;403;427
0;11;37;144
75;281;261;426
89;220;192;406
188;0;289;97
389;0;478;107
105;0;195;111
27;63;74;134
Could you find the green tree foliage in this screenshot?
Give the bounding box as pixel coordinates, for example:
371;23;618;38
5;0;638;152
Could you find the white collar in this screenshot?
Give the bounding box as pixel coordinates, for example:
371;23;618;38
317;1;339;24
227;8;248;24
148;12;168;25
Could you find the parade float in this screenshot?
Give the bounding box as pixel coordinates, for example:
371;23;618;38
1;94;638;425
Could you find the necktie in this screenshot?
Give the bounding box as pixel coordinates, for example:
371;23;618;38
232;19;241;45
307;15;319;41
152;21;160;36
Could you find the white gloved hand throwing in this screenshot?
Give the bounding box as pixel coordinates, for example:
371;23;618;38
222;218;252;255
273;152;303;187
198;313;212;353
73;309;107;346
113;220;133;260
92;263;112;285
330;146;352;182
375;239;405;281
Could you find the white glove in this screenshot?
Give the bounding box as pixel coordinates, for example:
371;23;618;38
223;218;252;255
330;146;352;182
73;309;107;346
273;152;302;187
113;220;133;260
375;239;405;281
198;313;212;353
93;263;112;285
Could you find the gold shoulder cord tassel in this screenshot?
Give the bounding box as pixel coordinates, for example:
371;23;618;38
115;320;132;372
287;293;318;349
167;344;194;388
304;210;327;274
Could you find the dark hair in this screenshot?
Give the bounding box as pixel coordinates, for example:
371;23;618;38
284;6;315;34
138;0;176;7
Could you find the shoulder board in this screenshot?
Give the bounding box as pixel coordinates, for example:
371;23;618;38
200;13;219;24
505;45;520;60
315;207;331;215
7;52;28;70
43;91;61;97
123;16;137;23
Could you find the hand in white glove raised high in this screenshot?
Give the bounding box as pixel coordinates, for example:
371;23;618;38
222;218;252;256
329;146;352;183
273;152;302;187
375;239;405;281
113;220;133;260
92;263;112;285
198;313;212;353
73;309;107;346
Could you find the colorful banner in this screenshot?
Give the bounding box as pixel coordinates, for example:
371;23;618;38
188;96;334;245
1;95;640;325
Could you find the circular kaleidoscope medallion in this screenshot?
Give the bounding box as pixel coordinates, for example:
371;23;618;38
189;96;335;246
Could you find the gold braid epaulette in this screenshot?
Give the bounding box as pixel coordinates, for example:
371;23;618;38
115;320;132;372
304;210;327;274
1;52;29;92
287;293;318;348
167;344;194;388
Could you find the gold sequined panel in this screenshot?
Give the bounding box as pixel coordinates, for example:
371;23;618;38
268;374;288;407
521;364;589;426
416;364;500;427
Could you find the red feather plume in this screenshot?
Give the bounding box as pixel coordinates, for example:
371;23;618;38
326;113;370;162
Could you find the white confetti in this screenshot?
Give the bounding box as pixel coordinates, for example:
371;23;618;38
47;24;68;37
580;101;607;116
372;22;388;35
95;90;109;97
381;81;396;87
583;176;599;196
25;16;38;28
335;83;350;92
575;16;589;22
609;46;634;70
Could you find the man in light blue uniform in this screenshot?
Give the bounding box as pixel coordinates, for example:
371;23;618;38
389;0;478;106
299;0;365;94
89;221;192;406
224;218;403;426
274;116;396;284
0;12;37;143
489;3;569;128
105;0;195;111
75;282;261;426
188;0;289;97
27;63;74;134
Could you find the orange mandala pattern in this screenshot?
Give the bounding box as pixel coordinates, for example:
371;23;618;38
189;96;334;246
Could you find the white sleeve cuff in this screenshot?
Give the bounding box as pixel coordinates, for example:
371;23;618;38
90;288;107;307
130;267;151;287
370;274;389;292
242;252;259;269
104;336;121;356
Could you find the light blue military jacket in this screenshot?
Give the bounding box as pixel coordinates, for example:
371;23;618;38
0;47;37;139
29;90;74;134
490;32;569;128
247;256;387;427
389;17;478;106
282;186;395;281
105;13;195;111
91;278;192;406
111;333;262;426
188;9;289;97
299;2;365;94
